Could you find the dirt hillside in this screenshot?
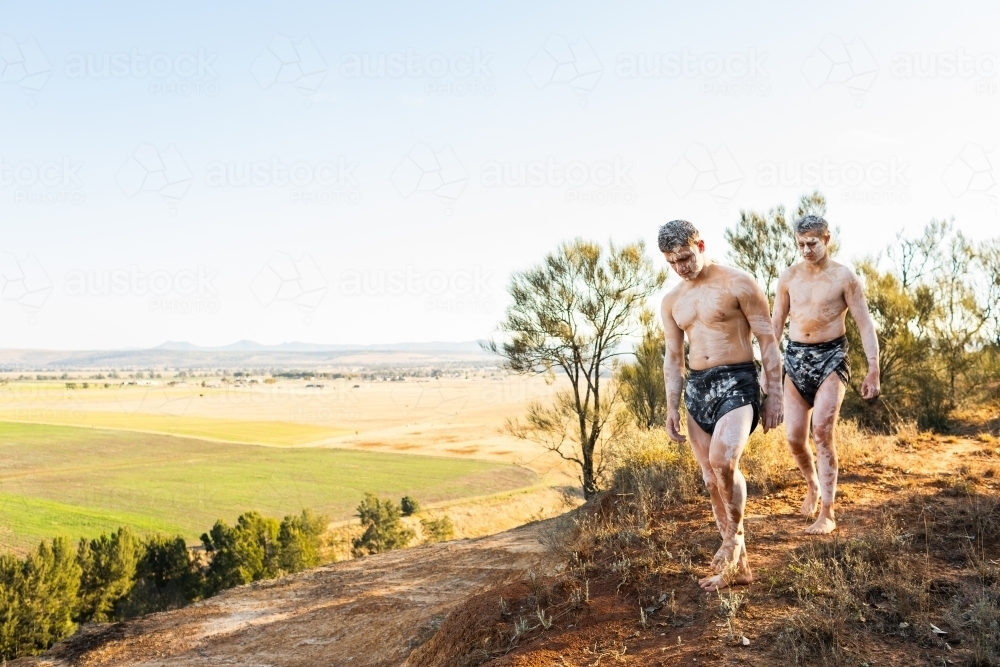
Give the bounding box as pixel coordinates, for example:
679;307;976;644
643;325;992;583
17;432;999;667
16;521;559;667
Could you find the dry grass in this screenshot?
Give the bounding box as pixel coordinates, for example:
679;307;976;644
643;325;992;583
603;427;702;505
741;418;889;494
322;485;580;561
778;490;1000;666
412;424;1000;667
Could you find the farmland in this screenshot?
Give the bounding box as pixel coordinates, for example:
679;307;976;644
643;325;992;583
0;420;539;553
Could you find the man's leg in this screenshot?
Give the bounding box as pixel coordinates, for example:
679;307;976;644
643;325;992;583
699;405;754;592
805;374;846;535
685;414;732;570
784;375;820;517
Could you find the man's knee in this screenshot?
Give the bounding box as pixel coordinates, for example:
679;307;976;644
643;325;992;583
700;466;718;489
786;429;808;448
812;419;835;445
709;452;737;476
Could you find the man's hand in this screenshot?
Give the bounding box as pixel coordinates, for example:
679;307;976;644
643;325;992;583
761;394;783;433
666;410;686;443
861;370;881;401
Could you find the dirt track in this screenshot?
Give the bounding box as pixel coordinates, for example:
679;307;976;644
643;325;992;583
17;520;558;667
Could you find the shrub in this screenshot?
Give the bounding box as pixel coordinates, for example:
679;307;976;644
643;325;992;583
421;516;455;543
740;425;793;494
352;493;415;557
400;496;420;516
605;426;700;505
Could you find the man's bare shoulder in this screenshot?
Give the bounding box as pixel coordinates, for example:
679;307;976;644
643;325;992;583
706;262;747;281
660;282;686;311
778;263;801;282
713;263;760;295
829;260;859;285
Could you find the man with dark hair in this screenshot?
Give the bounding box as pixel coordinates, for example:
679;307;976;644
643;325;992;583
772;215;880;534
659;219;783;591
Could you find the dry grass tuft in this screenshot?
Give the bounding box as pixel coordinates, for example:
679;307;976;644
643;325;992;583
604;427;701;505
741;426;794;493
777;513;934;665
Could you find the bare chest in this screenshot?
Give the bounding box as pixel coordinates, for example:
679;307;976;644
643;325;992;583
787;278;845;314
672;286;741;331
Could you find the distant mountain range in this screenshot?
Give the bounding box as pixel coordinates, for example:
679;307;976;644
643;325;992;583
0;341;492;371
153;340;486;353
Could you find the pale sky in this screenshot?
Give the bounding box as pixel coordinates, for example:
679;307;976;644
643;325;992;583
1;0;998;349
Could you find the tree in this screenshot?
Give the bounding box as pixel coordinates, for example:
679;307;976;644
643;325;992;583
76;527;141;622
119;535;203;617
615;309;667;429
929;231;989;401
201;511;281;594
845;259;937;429
725;191;831;306
845;220;999;430
351;493;415;556
485;239;666;498
278;509;328;573
0;537;81;659
725;206;796;307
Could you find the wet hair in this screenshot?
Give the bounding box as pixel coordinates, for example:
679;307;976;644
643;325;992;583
794;214;829;236
657;219;700;253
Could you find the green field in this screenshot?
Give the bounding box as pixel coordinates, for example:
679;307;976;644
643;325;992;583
0;422;537;554
0;410;348;445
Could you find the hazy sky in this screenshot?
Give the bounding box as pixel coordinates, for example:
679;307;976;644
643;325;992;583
2;0;998;349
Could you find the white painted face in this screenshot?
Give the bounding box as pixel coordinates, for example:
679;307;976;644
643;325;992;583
663;240;706;281
795;232;830;264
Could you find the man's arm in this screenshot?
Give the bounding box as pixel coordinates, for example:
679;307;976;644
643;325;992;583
844;268;881;400
737;275;783;431
771;271;791;350
661;295;687;443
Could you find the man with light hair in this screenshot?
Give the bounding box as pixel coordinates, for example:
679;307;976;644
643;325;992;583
772;215;881;534
659;219;783;591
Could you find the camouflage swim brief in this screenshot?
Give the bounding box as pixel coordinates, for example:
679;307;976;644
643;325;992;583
684;361;761;436
784;335;851;407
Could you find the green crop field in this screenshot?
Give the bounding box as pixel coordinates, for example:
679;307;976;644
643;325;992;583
0;422;538;554
0;410;348;445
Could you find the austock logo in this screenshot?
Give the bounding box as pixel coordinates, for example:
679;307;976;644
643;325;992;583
667;143;744;208
801;35;878;105
0;251;52;323
391;143;468;210
480;157;636;205
943;143;999;212
204;156;360;205
250;252;328;324
116;143;193;206
64;47;220;96
0;34;52;94
526;35;603;104
251;35;327;96
1;156;86;205
63;265;221;315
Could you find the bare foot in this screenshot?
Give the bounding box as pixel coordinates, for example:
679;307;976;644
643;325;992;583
710;544;727;572
805;515;837;534
804;505;837;535
800;484;820;517
699;537;751;591
699;551;753;592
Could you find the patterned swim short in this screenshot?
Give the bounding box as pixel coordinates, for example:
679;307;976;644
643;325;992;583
784;335;851;407
684;361;761;436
